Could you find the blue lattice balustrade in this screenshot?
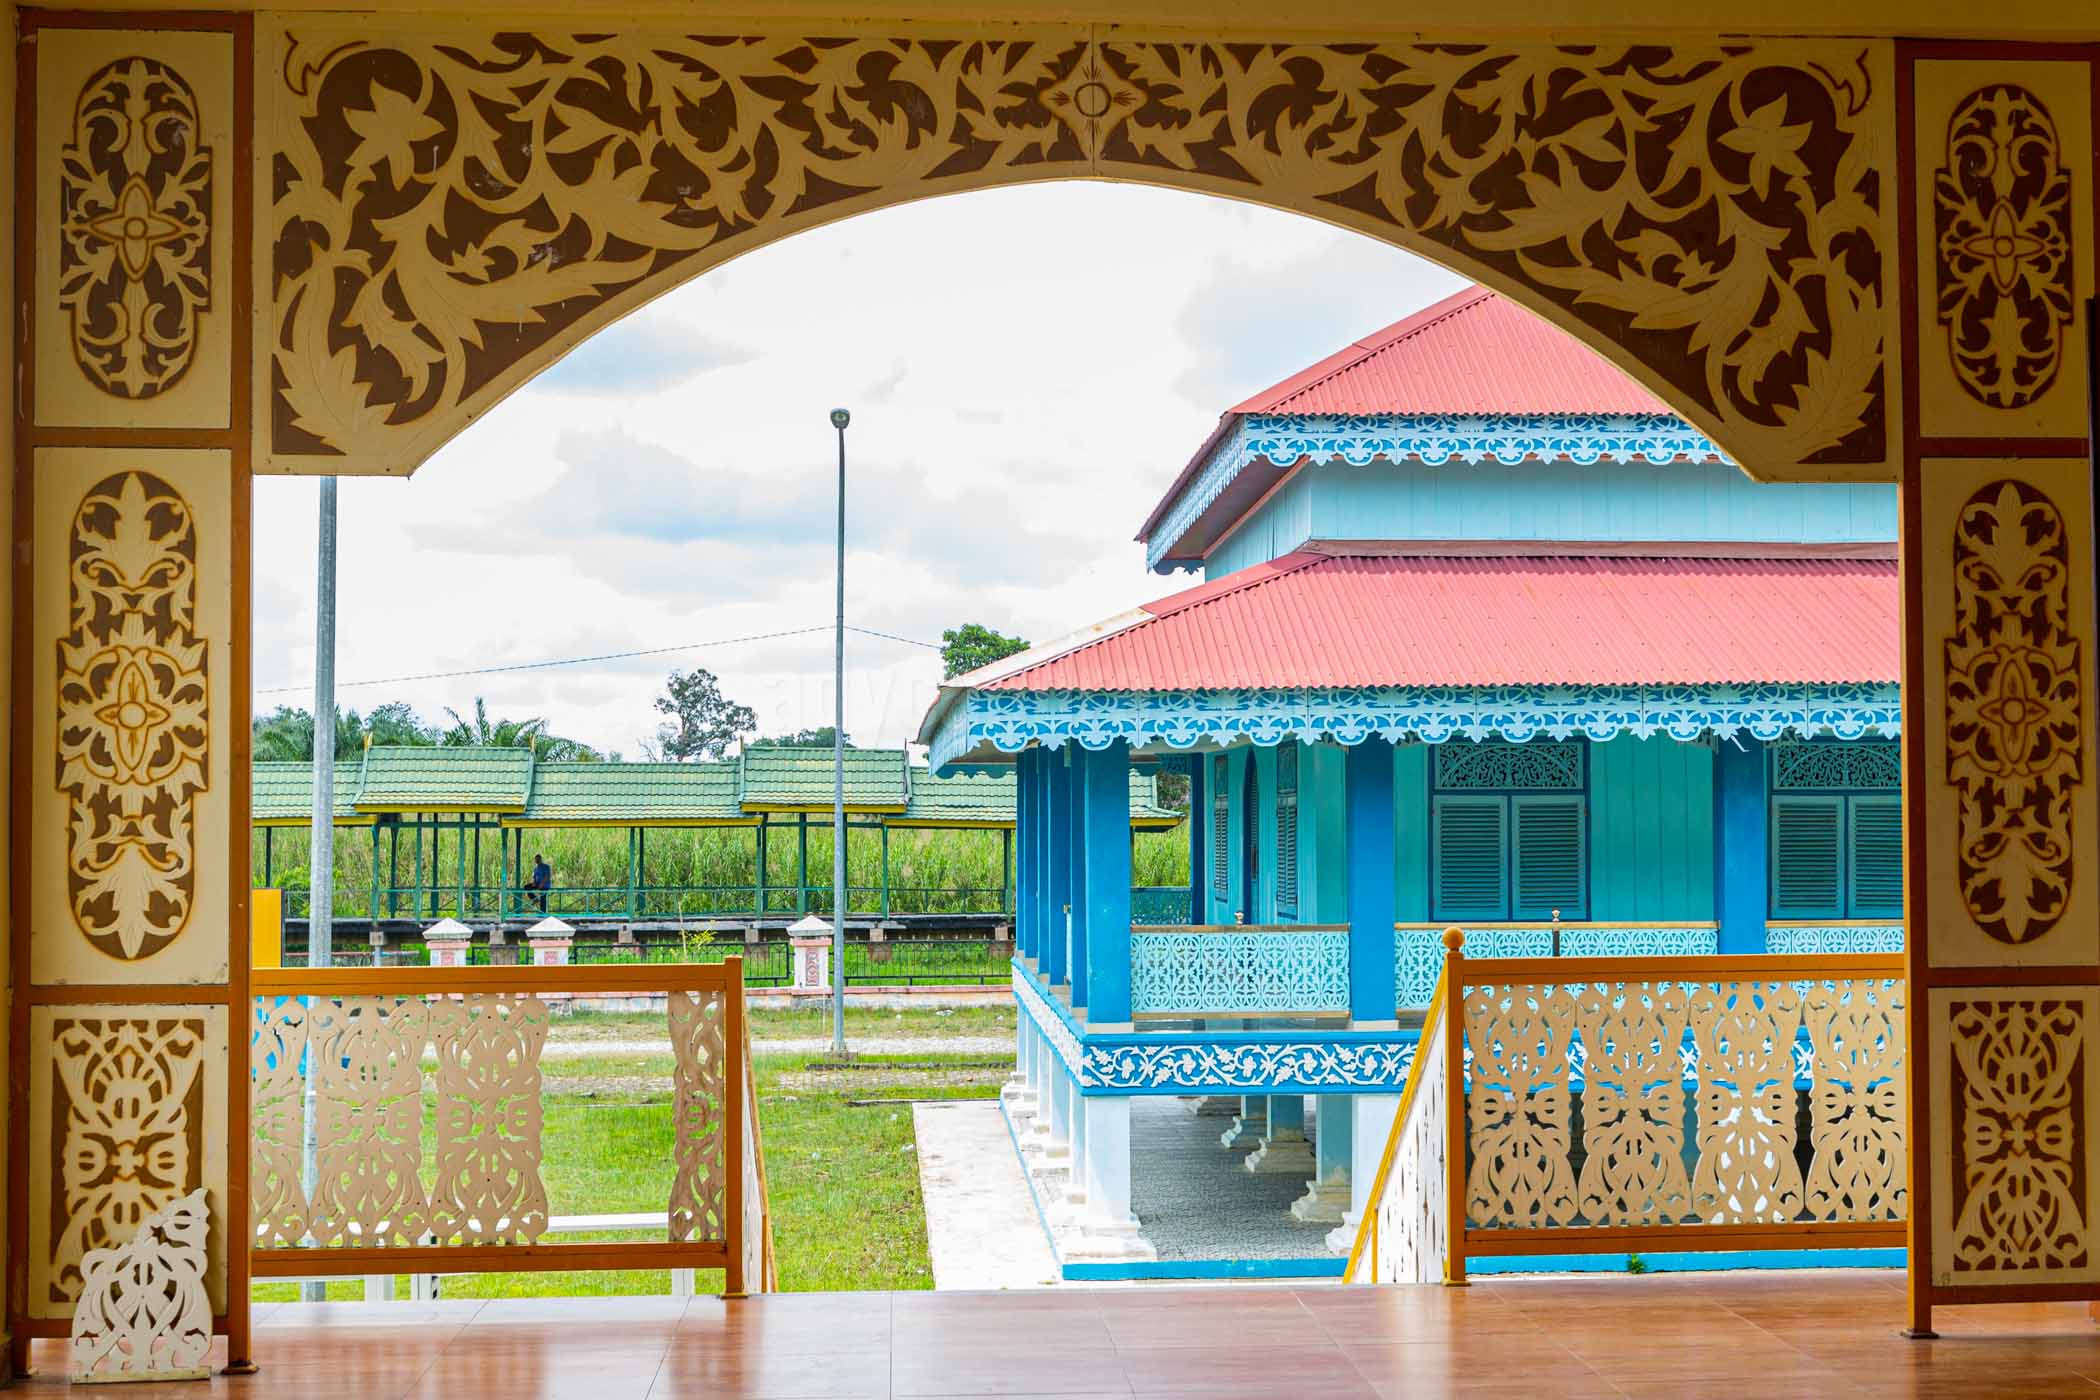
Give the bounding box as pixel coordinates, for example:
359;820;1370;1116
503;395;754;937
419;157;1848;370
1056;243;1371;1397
1130;886;1194;926
1130;928;1351;1016
1395;924;1720;1006
1763;923;1906;954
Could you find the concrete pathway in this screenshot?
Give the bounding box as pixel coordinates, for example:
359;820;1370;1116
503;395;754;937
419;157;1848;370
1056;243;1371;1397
911;1100;1062;1290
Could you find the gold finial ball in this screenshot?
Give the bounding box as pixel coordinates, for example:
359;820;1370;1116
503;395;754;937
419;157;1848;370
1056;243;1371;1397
1442;925;1465;952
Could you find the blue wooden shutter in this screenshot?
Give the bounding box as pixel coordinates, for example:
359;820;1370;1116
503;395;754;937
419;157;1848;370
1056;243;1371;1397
1210;756;1230;904
1276;742;1300;920
1433;796;1506;920
1848;796;1903;918
1512;795;1585;919
1771;795;1844;919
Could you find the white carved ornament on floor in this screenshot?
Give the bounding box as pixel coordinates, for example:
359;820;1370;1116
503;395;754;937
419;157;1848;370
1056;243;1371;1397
69;1187;212;1384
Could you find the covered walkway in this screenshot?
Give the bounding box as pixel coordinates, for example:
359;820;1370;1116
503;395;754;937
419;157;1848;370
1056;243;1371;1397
17;1274;2095;1398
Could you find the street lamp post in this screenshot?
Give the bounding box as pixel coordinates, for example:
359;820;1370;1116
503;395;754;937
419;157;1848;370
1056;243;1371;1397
829;407;851;1057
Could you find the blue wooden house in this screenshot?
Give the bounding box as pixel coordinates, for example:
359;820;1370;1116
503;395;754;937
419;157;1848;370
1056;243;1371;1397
917;287;1900;1279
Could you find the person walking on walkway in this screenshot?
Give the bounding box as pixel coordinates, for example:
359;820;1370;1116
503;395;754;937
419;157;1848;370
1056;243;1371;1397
528;853;552;915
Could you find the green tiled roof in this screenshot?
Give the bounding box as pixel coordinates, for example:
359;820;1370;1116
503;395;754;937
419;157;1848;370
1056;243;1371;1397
740;746;911;810
247;746;1186;828
252;760;365;823
356;746;534;811
519;762;745;824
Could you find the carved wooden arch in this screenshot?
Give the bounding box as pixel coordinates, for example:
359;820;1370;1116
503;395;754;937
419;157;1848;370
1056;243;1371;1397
256;23;1898;481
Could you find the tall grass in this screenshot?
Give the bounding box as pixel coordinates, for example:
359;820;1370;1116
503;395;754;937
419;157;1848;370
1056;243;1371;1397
256;820;1192;911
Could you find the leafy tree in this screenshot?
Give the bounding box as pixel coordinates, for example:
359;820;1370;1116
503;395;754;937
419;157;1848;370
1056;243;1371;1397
941;622;1030;680
252;702;440;760
751;727;852;748
441;697;602;761
652;668;756;761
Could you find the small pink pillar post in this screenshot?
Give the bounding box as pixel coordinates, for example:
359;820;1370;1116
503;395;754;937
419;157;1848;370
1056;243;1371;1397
424;917;475;968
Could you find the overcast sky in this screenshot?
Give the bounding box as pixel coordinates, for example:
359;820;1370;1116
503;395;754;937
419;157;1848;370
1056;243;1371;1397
251;182;1467;757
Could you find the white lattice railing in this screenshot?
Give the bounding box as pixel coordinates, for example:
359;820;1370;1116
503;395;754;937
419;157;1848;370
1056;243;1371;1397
1396;922;1719;1006
250;961;764;1294
1130;925;1351;1018
1344;933;1457;1285
1352;931;1908;1283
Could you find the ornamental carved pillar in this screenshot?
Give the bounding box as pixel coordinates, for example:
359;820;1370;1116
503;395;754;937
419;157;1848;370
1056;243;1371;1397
1897;43;2100;1334
7;14;253;1371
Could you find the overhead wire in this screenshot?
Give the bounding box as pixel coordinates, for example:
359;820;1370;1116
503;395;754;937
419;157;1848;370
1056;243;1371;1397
255;621;942;696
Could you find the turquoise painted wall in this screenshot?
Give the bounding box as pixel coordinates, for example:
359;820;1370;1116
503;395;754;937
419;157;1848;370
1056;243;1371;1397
1588;736;1715;921
1203;460;1898;578
1252;746;1277;923
1393;745;1431;922
1309;744;1348;922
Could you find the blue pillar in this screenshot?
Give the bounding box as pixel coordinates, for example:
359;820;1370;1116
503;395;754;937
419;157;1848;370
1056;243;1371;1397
1014;752;1035;966
1346;737;1398;1026
1185;757;1206;924
1716;736;1768;955
1069;750;1092;1012
1082;742;1134;1026
1045;749;1074;985
1031;747;1051;970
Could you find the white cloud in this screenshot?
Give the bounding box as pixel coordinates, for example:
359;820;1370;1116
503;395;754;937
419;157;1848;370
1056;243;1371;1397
252;181;1456;755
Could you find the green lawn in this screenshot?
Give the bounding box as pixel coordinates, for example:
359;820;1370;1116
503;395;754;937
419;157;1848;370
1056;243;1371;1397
253;1003;1011;1302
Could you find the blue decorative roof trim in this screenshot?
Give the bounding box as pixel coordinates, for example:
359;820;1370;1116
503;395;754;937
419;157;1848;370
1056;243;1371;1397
931;682;1900;771
1015;964;1418;1094
1147;411;1728;569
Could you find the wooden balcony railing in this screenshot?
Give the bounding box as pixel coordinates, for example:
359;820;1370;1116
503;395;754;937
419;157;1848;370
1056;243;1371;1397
249;960;771;1294
1347;931;1906;1283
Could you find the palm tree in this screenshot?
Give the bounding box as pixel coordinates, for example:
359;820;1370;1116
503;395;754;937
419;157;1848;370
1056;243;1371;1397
440;697;602;761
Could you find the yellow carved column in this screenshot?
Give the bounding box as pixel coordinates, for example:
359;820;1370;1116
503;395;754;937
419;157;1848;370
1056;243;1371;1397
7;14;252;1373
1899;46;2100;1335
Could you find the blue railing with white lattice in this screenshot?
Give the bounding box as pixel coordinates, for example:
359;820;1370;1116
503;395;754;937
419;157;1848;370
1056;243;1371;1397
1763;922;1905;954
1130;886;1194;926
1131;927;1351;1016
1395;923;1720;1007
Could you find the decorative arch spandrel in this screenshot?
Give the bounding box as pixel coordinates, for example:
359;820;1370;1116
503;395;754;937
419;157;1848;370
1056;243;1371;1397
254;23;1900;483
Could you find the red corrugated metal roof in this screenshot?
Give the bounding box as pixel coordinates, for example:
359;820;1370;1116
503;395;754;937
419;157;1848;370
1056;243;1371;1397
1137;287;1682;546
984;553;1898;692
1231;286;1677;416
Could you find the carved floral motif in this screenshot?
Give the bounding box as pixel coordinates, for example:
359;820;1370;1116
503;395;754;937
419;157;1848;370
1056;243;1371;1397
267;32;1889;476
58;58;213;399
1933;86;2075;410
49;1018;207;1306
69;1188;212;1382
668;990;727;1243
1948;997;2087;1273
428;995;549;1245
1944;480;2082;945
57;471;210;962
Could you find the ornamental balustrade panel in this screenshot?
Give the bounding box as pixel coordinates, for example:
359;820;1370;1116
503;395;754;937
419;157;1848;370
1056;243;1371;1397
1764;923;1907;955
1460;968;1906;1236
1396;925;1720;1007
1355;1010;1451;1284
1130;928;1350;1017
248;962;757;1290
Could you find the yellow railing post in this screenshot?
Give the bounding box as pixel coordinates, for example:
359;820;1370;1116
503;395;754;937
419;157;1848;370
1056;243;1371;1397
723;954;747;1300
1442;926;1467;1287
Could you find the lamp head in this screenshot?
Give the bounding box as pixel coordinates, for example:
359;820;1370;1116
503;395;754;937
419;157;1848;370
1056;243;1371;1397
829;407;851;430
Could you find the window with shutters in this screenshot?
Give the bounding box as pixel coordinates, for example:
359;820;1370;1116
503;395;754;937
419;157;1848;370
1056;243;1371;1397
1768;740;1902;919
1431;739;1587;921
1210;754;1230;903
1276;741;1300;920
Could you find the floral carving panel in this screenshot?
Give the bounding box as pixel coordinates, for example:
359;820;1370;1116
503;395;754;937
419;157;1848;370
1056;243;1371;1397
1944;995;2090;1277
263;27;1894;480
262;27;1093;470
668;989;728;1244
55;471;211;964
1943;480;2081;948
428;995;550;1245
1932;85;2074;411
40;1017;209;1311
1090;41;1891;475
58;57;212;400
